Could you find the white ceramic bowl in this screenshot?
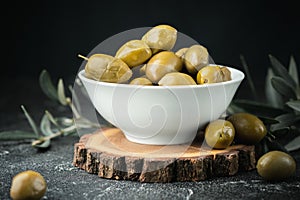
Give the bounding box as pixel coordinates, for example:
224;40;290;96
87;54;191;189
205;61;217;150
78;67;244;145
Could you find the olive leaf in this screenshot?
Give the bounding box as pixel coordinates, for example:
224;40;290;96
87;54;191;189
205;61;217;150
269;54;297;90
288;55;299;86
0;130;37;141
284;135;300;152
21;105;39;138
40;114;55;136
265;68;284;108
57;78;68;105
33;139;51;149
232;99;285;117
45;110;59;127
271;76;297;99
240;55;258;100
257;116;279;125
286;100;300;112
39;70;58;101
270;113;300;132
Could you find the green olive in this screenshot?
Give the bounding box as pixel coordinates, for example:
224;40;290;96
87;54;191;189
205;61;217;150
84;54;132;83
204;119;235;149
227;113;267;145
257;151;296;181
115;40;152;68
130;77;153;85
158;72;196;86
184;45;209;74
142;24;177;54
196;65;232;84
10;170;47;200
146;51;183;83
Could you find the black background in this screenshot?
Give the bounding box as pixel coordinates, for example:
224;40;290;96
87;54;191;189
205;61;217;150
2;0;300;114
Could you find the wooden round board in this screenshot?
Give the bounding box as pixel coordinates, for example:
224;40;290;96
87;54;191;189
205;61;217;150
73;128;256;182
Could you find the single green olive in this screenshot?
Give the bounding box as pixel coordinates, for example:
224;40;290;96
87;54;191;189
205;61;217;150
84;54;132;83
227;113;267;145
204;119;235;149
130;77;153;85
142;24;177;54
158;72;196;86
257;151;296;181
10;170;47;200
115;40;152;68
146;51;183;83
184;45;209;74
196;65;232;84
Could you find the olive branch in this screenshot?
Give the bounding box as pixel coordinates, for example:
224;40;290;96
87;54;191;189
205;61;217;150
228;54;300;154
0;70;103;149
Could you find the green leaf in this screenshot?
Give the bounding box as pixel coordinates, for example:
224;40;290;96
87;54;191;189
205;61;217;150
289;55;299;86
258;116;279;125
232;99;285;117
271;76;297;99
21;105;39;137
240;55;258;100
286;100;300;112
0;130;37;141
266;137;288;153
45;110;59;127
284;135;300;152
265;68;284;108
271;113;300;132
57;78;68;105
39;70;58;101
40;114;55;136
269;54;297;89
33;139;51;149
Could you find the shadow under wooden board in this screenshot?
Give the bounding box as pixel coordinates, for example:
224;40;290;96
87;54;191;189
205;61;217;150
73;128;256;183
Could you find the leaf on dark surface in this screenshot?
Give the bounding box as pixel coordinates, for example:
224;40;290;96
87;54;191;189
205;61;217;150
39;70;58;101
0;130;37;140
21;105;39;138
289;55;299;86
286;100;300;112
269;54;297;89
40;114;55;136
271;76;297;99
232;99;285;117
265;68;284;108
240;55;258;100
285;135;300;152
57;79;68;105
271;113;300;132
258;116;279;125
33;139;51;149
266;137;289;153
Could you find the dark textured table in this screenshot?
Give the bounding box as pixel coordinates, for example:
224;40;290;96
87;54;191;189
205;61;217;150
1;78;300;200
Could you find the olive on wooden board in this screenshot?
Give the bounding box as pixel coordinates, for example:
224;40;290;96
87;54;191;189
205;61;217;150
158;72;196;86
10;170;47;200
184;45;209;74
146;51;183;83
204;119;235;149
80;54;132;83
130;77;153;85
115;40;152;68
142;24;177;54
196;65;232;84
227;112;267;145
257;151;296;181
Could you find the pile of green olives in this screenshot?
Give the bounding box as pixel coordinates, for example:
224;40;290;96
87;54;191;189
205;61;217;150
204;112;267;149
80;24;232;86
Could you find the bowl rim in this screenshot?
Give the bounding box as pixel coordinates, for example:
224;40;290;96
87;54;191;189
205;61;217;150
78;66;244;89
